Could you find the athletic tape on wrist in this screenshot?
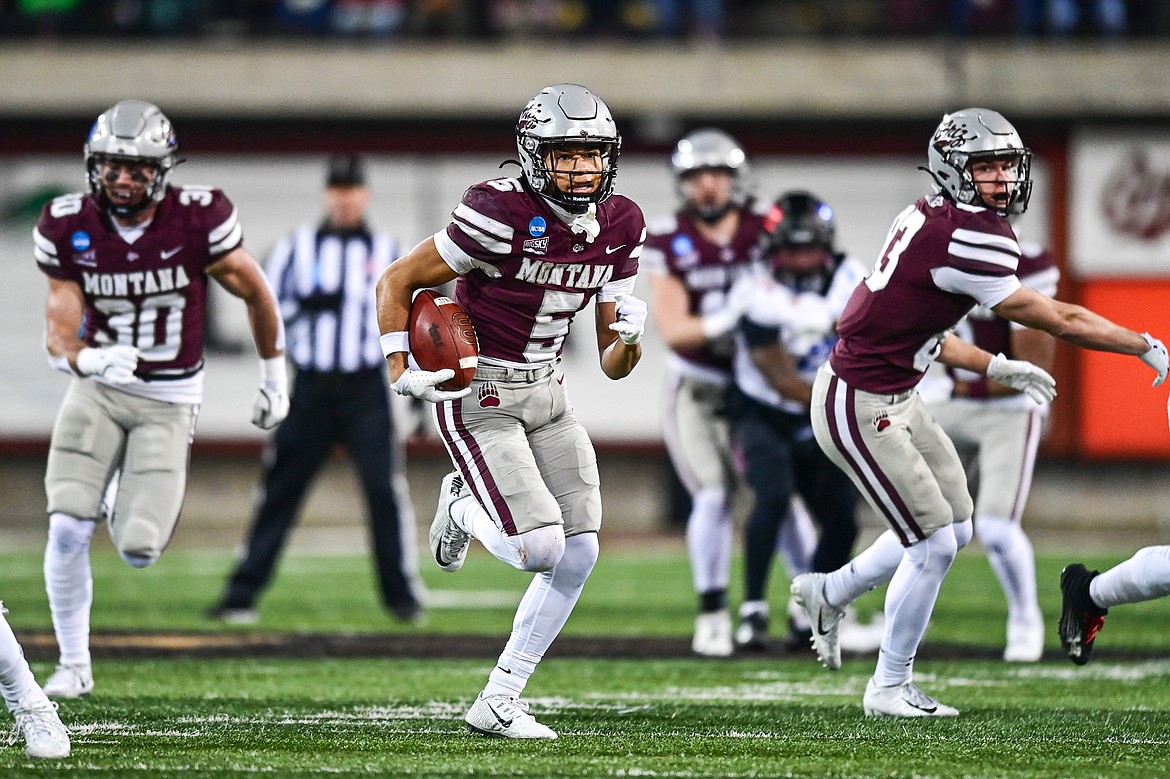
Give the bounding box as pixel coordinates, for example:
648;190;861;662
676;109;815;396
380;331;410;357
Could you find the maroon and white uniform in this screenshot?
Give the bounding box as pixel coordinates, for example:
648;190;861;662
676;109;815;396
642;209;764;497
813;195;1024;545
437;178;642;368
432;178;645;536
34;186;242;405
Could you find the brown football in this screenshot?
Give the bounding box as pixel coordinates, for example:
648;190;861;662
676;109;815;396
408;289;479;391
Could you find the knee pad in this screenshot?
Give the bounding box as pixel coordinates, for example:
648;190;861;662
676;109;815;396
518;525;566;572
925;524;958;569
111;516;165;567
952;518;974;551
47;513;96;557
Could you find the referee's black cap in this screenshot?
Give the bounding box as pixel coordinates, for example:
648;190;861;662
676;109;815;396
326;153;366;187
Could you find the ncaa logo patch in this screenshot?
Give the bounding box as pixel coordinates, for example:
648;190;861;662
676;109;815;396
71;231;91;251
671;234;694;257
528;217;547;237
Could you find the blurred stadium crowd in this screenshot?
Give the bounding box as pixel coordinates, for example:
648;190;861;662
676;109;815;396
4;0;1170;41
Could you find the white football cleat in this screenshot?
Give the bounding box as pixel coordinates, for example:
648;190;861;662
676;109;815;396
43;664;93;699
429;472;471;573
790;573;844;670
863;678;959;717
464;693;557;739
1004;617;1044;662
11;701;71;758
692;610;733;657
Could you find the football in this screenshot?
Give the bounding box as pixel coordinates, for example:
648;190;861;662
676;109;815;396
408;289;479;391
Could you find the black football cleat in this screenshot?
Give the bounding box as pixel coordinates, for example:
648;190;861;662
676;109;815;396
1059;564;1108;666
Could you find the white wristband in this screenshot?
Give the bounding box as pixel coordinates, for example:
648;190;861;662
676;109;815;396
380;331;410;357
259;355;287;390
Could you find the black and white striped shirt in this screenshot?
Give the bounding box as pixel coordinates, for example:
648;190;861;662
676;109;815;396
266;222;399;373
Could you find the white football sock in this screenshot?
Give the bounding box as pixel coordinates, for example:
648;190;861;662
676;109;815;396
484;532;599;699
977;515;1041;623
0;605;50;713
685;487;731;593
44;513;96;668
1091;545;1170;608
824;530;905;608
873;524;957;687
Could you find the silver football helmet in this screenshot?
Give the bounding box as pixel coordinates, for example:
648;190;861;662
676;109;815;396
926;107;1032;215
85;100;178;213
516;84;620;212
670;128;750;220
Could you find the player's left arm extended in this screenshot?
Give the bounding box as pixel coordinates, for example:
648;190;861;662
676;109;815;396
208;247;284;359
596;297;642;380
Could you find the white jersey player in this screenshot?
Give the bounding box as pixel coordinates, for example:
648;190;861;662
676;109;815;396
725;191;879;655
376;84;646;739
790;107;1167;717
921;240;1058;662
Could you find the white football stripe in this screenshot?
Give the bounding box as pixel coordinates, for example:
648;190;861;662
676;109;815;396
951;228;1020;254
453;220;511;255
208;207;240;244
454;203;514;242
948;241;1019;269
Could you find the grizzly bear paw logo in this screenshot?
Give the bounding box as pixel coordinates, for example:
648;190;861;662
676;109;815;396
478;382;501;408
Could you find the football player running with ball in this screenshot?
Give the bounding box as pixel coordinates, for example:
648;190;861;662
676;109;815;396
376;84;646;739
789;107;1169;717
35;100;288;699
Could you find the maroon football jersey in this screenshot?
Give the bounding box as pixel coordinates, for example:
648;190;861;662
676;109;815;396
437;178;645;365
643;208;765;374
951;242;1059;396
831;196;1022;393
34;186;242;380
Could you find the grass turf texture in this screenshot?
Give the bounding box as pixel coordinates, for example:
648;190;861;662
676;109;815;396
0;546;1168;776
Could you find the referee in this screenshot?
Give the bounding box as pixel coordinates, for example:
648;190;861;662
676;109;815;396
208;153;426;624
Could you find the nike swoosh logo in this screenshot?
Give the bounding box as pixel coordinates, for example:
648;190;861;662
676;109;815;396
497;666;512;674
486;702;513;729
161;246;184;260
605;244;626;255
817;609;834;635
906;696;937;714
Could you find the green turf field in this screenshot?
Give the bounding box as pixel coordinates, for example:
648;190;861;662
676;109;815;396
1;544;1168;777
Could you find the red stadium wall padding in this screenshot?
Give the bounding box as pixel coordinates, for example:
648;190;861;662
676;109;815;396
1078;279;1170;459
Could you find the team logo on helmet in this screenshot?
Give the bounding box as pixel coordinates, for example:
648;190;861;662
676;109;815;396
931;118;977;153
